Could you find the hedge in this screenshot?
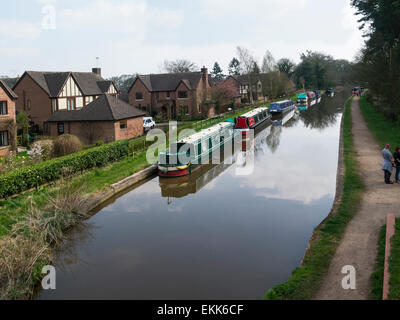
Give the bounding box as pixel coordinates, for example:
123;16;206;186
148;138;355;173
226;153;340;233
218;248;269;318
0;140;130;199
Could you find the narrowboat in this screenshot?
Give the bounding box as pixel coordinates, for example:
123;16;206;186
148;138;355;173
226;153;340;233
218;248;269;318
297;93;308;105
235;107;271;137
269;100;296;115
313;90;322;104
307;91;317;106
326;88;335;97
158;121;240;178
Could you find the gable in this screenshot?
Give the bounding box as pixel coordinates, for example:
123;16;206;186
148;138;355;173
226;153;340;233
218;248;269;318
59;75;83;97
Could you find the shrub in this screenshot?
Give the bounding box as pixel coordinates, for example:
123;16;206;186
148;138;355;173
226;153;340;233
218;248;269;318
28;140;53;161
94;141;104;147
53;134;82;158
0;140;130;199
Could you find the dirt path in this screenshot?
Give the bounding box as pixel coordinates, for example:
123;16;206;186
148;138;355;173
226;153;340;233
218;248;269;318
316;96;400;300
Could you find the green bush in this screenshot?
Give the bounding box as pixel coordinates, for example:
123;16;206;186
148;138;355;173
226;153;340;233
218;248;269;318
0;140;130;199
94;141;105;147
53;134;82;158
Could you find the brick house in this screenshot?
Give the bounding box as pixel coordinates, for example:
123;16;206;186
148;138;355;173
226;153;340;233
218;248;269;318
128;67;214;120
220;75;264;102
12;68;118;133
47;94;145;145
0;80;18;157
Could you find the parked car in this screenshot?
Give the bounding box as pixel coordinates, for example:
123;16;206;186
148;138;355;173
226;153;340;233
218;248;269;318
143;117;156;131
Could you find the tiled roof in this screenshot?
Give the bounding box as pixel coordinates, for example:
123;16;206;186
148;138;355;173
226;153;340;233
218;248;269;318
48;94;145;122
0;79;18;100
133;72;204;92
18;71;117;98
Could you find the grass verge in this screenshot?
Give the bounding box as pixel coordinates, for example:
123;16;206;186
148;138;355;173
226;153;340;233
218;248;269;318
369;225;386;300
389;219;400;299
359;95;400;149
265;96;365;300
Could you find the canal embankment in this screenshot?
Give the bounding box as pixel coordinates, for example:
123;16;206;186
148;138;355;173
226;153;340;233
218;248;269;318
266;96;365;300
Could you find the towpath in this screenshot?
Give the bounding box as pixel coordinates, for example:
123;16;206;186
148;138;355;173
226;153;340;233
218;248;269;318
316;96;400;300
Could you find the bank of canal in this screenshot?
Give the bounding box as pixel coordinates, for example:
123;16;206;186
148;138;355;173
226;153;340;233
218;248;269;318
37;91;349;300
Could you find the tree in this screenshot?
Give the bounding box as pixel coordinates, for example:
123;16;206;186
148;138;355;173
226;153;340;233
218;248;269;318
107;74;136;93
277;58;296;77
228;58;241;75
261;50;277;73
16;111;30;147
211;62;224;79
162;59;198;73
351;0;400;116
237;46;256;103
251;62;261;74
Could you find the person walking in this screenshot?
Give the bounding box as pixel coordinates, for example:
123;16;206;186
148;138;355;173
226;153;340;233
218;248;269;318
394;147;400;183
382;144;396;184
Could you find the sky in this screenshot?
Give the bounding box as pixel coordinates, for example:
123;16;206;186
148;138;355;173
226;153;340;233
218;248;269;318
0;0;364;79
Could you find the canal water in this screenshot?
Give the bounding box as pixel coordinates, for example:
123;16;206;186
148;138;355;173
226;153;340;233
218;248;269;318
37;91;348;300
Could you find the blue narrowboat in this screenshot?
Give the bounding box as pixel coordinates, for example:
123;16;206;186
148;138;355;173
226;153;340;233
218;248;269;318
269;100;296;114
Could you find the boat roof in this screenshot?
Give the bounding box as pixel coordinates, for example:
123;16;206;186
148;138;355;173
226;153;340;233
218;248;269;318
270;100;292;105
239;107;269;118
179;121;233;144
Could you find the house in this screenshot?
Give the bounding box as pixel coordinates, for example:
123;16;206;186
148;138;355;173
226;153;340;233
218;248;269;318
12;68;118;133
127;67;214;120
213;76;242;105
47;94;145;145
220;75;264;102
0;80;18;157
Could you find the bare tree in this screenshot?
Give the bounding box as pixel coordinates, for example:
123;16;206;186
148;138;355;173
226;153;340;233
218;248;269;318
237;46;256;104
162;59;199;73
261;50;277;73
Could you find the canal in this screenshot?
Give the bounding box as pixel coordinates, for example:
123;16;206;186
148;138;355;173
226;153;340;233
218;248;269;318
37;90;348;300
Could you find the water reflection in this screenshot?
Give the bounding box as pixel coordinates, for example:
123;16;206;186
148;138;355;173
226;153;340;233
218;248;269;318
37;91;349;300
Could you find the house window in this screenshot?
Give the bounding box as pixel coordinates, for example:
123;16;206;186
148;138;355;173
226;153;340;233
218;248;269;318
156;92;160;101
67;98;76;110
166;92;170;99
178;91;188;99
57;123;64;135
120;120;127;130
136;92;143;100
180;105;189;116
27;99;31;110
0;101;7;115
0;131;9;147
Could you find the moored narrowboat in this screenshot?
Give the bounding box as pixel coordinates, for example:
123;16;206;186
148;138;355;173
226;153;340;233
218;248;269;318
297;93;308;105
158;121;240;178
269;100;296;114
235;107;271;137
307;91;317;106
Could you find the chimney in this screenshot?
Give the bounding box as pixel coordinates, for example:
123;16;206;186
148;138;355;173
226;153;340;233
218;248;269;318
92;68;102;77
201;66;208;89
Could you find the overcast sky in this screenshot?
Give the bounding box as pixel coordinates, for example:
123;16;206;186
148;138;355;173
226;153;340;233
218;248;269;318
0;0;364;78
